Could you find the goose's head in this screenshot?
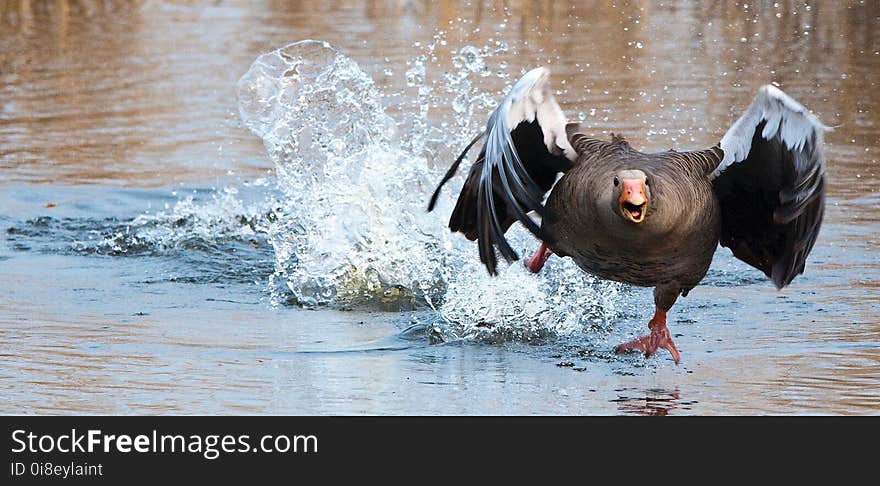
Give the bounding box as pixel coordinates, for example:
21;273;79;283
613;169;650;224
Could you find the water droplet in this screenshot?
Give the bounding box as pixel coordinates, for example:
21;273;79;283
405;63;425;86
458;45;486;73
234;39;625;338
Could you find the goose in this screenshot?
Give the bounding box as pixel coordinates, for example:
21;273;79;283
428;68;828;363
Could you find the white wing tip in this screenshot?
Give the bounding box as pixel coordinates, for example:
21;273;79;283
715;84;831;179
524;67;550;78
522;67;550;91
513;67;549;88
759;84;806;112
759;84;832;132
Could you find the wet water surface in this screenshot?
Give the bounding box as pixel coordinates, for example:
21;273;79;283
1;0;878;414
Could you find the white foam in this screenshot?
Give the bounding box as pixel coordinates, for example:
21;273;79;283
237;39;623;340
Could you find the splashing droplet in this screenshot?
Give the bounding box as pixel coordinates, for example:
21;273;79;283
237;39;623;341
458;45;486;73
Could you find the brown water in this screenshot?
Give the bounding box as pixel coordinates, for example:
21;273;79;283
1;0;878;415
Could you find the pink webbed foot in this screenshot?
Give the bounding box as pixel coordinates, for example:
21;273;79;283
614;309;681;364
524;242;553;274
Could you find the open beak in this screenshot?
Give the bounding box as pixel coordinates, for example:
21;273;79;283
619;179;648;223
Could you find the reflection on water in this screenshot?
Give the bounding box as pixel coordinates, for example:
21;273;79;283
0;0;878;414
612;388;692;416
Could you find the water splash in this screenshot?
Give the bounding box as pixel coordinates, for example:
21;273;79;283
4;185;277;285
88;187;271;256
237;40;440;309
237;39;622;339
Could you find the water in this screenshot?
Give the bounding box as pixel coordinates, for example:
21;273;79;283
1;0;878;415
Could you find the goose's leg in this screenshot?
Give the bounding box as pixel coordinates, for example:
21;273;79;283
524;242;553;273
614;285;681;364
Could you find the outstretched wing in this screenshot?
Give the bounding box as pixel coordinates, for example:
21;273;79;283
428;67;576;274
712;85;831;289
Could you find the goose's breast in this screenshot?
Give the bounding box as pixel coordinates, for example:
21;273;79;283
543;189;719;288
563;239;715;288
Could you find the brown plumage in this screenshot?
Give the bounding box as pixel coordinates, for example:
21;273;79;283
428;68;829;363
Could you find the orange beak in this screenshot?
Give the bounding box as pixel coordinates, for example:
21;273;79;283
619;179;648;223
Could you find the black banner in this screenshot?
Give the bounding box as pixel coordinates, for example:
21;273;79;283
0;417;872;483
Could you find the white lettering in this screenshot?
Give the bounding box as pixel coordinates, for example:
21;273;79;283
11;430;26;453
134;435;150;452
88;430;101;453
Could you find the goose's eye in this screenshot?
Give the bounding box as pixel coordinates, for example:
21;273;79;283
613;177;620;187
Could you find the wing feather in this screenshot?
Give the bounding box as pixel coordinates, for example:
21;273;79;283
428;67;575;274
713;85;831;288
